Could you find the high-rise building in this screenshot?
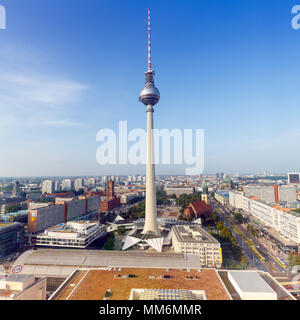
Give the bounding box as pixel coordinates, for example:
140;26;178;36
87;178;95;187
41;180;55;194
61;179;73;191
12;181;21;198
0;223;25;257
288;172;300;184
101;176;107;183
74;178;83;191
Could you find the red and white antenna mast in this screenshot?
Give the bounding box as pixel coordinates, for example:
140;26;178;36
148;8;151;70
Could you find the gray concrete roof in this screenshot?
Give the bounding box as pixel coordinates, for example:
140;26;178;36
14;249;202;278
228;271;275;294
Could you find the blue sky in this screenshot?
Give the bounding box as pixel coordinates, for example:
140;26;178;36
0;0;299;176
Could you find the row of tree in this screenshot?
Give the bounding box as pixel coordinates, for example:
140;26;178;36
210;212;248;269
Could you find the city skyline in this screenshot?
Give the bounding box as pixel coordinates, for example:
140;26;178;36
1;0;300;176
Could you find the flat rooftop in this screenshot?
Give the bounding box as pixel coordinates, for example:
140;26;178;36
54;268;230;300
218;271;295;300
0;274;33;283
228;271;275;294
172;225;219;244
14;249;203;278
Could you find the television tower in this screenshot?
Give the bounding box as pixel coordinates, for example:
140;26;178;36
139;8;161;236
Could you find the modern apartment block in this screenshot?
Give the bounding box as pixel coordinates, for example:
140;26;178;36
244;185;298;204
41;180;56;194
171;225;222;268
27;195;101;238
55;197;86;221
61;179;73;191
27;203;65;236
238;195;300;244
74;178;83;191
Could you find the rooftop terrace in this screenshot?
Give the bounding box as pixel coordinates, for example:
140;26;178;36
53;268;230;300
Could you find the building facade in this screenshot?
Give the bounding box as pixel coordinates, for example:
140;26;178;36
214;191;229;205
36;221;107;248
241;196;300;244
27;195;101;237
0;223;25;258
171;225;222;268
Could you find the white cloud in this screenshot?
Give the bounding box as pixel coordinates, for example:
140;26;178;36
41;118;87;127
0;72;88;132
0;73;88;109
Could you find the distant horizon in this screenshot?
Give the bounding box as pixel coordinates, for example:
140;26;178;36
0;172;291;180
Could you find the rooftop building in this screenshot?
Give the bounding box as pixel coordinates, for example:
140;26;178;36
0;274;46;300
227;271;277;300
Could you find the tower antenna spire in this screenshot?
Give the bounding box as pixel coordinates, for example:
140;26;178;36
148;8;151;70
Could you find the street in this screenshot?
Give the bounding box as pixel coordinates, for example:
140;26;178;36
211;199;287;276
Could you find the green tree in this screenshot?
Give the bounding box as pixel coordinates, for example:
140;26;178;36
103;233;115;250
212;212;220;223
220;227;233;240
5;204;21;213
117;226;126;235
240;256;248;268
233;213;243;224
216;221;224;231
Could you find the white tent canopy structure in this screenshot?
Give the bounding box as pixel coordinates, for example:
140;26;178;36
122;233;164;253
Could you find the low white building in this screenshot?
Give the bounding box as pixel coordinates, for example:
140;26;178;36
228;271;277;300
36;221;107;248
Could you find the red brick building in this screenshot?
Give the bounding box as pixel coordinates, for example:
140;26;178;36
100;180;120;212
184;200;212;220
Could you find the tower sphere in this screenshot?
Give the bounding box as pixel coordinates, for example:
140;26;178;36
139;69;160;106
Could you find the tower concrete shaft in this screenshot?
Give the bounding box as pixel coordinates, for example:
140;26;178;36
142;105;160;236
139;9;161;237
